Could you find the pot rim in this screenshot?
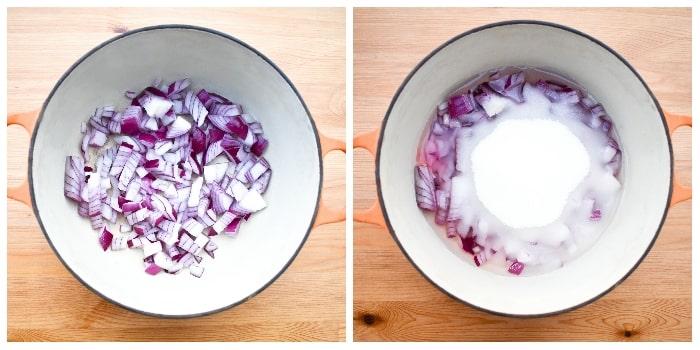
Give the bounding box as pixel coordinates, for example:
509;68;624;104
375;19;673;318
28;24;323;318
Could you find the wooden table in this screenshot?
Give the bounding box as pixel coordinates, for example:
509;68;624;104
353;8;691;341
7;8;346;342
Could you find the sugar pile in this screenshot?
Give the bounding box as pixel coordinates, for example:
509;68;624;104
471;118;590;228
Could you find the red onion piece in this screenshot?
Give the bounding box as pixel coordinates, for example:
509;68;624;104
99;227;114;251
487;70;525;103
145;262;162;275
185;90;208;127
414;165;436;211
189;264;204;278
64;156;85;202
508;262;525;275
224;217;243;236
167;78;191;97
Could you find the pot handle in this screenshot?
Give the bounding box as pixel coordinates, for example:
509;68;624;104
353;128;387;229
7;109;38;208
663;110;692;206
312;132;347;228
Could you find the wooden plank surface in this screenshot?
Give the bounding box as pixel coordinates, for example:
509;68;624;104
353;7;691;341
6;7;346;342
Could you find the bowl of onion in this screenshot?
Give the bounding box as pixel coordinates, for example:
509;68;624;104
7;24;344;318
354;20;691;317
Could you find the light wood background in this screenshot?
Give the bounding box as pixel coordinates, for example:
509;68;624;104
7;8;346;342
353;8;692;341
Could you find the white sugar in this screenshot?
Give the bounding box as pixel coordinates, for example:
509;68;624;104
471;118;590;228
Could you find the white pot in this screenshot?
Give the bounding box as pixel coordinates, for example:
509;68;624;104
26;25;324;317
375;21;689;317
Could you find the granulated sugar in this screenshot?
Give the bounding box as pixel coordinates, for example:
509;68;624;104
471;118;590;228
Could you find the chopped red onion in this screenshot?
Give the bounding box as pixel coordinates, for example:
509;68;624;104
64;156;85;202
128;236;147;249
209;182;233;214
145;262;162;275
251;169;271;194
99;227;114;251
204;240;218;258
508;261;525;275
139;90;173;119
153;250;175;270
212;210;236;233
166;116;192;138
182;218;205;236
167;78;191;97
142;240;163;258
223;217;242;236
63;78;272;278
189;264;204;278
111;236;128;251
250;136;268;157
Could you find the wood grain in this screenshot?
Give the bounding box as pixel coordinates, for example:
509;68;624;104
353;7;691;342
7;7;346;342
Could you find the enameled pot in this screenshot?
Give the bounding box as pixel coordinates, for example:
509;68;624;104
355;20;691;317
8;24;344;318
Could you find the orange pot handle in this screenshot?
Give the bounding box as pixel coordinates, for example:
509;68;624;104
7;109;39;208
353;128;387;229
663;109;692;206
312;132;347;228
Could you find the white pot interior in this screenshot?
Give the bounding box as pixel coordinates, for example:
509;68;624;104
379;22;671;316
30;26;321;317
